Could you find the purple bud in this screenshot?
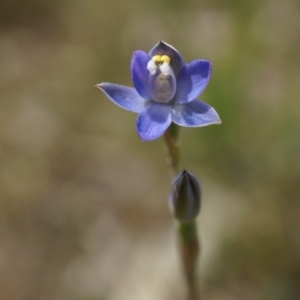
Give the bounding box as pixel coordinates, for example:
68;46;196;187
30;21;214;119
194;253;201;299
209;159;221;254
168;170;201;222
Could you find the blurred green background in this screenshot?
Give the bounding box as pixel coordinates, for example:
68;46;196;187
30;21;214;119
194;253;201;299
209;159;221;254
0;0;300;299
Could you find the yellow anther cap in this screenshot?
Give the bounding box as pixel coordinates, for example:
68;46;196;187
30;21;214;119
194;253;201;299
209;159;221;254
161;55;171;64
152;55;162;62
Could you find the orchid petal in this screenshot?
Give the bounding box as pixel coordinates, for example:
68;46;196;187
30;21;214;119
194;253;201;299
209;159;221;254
131;51;151;99
136;103;172;141
172;100;221;127
96;83;147;113
174;60;212;104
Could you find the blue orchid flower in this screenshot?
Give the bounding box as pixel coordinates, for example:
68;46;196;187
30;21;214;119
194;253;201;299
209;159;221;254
95;41;221;142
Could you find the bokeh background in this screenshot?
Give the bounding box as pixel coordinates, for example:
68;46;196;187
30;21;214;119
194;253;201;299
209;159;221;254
1;0;300;299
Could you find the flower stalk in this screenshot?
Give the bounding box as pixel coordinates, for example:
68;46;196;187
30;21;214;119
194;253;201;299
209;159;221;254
164;123;180;172
178;221;200;300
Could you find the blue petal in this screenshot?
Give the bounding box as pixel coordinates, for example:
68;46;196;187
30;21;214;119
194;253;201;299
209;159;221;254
131;51;151;100
96;83;147;113
174;60;212;104
136;103;172;141
172;100;221;127
149;41;184;75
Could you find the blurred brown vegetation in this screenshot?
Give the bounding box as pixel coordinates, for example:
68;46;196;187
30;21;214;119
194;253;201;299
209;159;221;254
0;0;300;299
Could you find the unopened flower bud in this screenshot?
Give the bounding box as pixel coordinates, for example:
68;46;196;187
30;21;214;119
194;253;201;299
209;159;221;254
168;170;201;222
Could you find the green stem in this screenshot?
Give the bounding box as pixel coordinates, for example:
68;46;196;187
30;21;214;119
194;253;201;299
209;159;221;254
163;124;200;299
163;123;180;173
178;221;200;300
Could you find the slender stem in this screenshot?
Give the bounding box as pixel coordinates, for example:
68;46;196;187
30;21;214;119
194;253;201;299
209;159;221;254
163;123;180;173
163;124;200;299
178;221;200;300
